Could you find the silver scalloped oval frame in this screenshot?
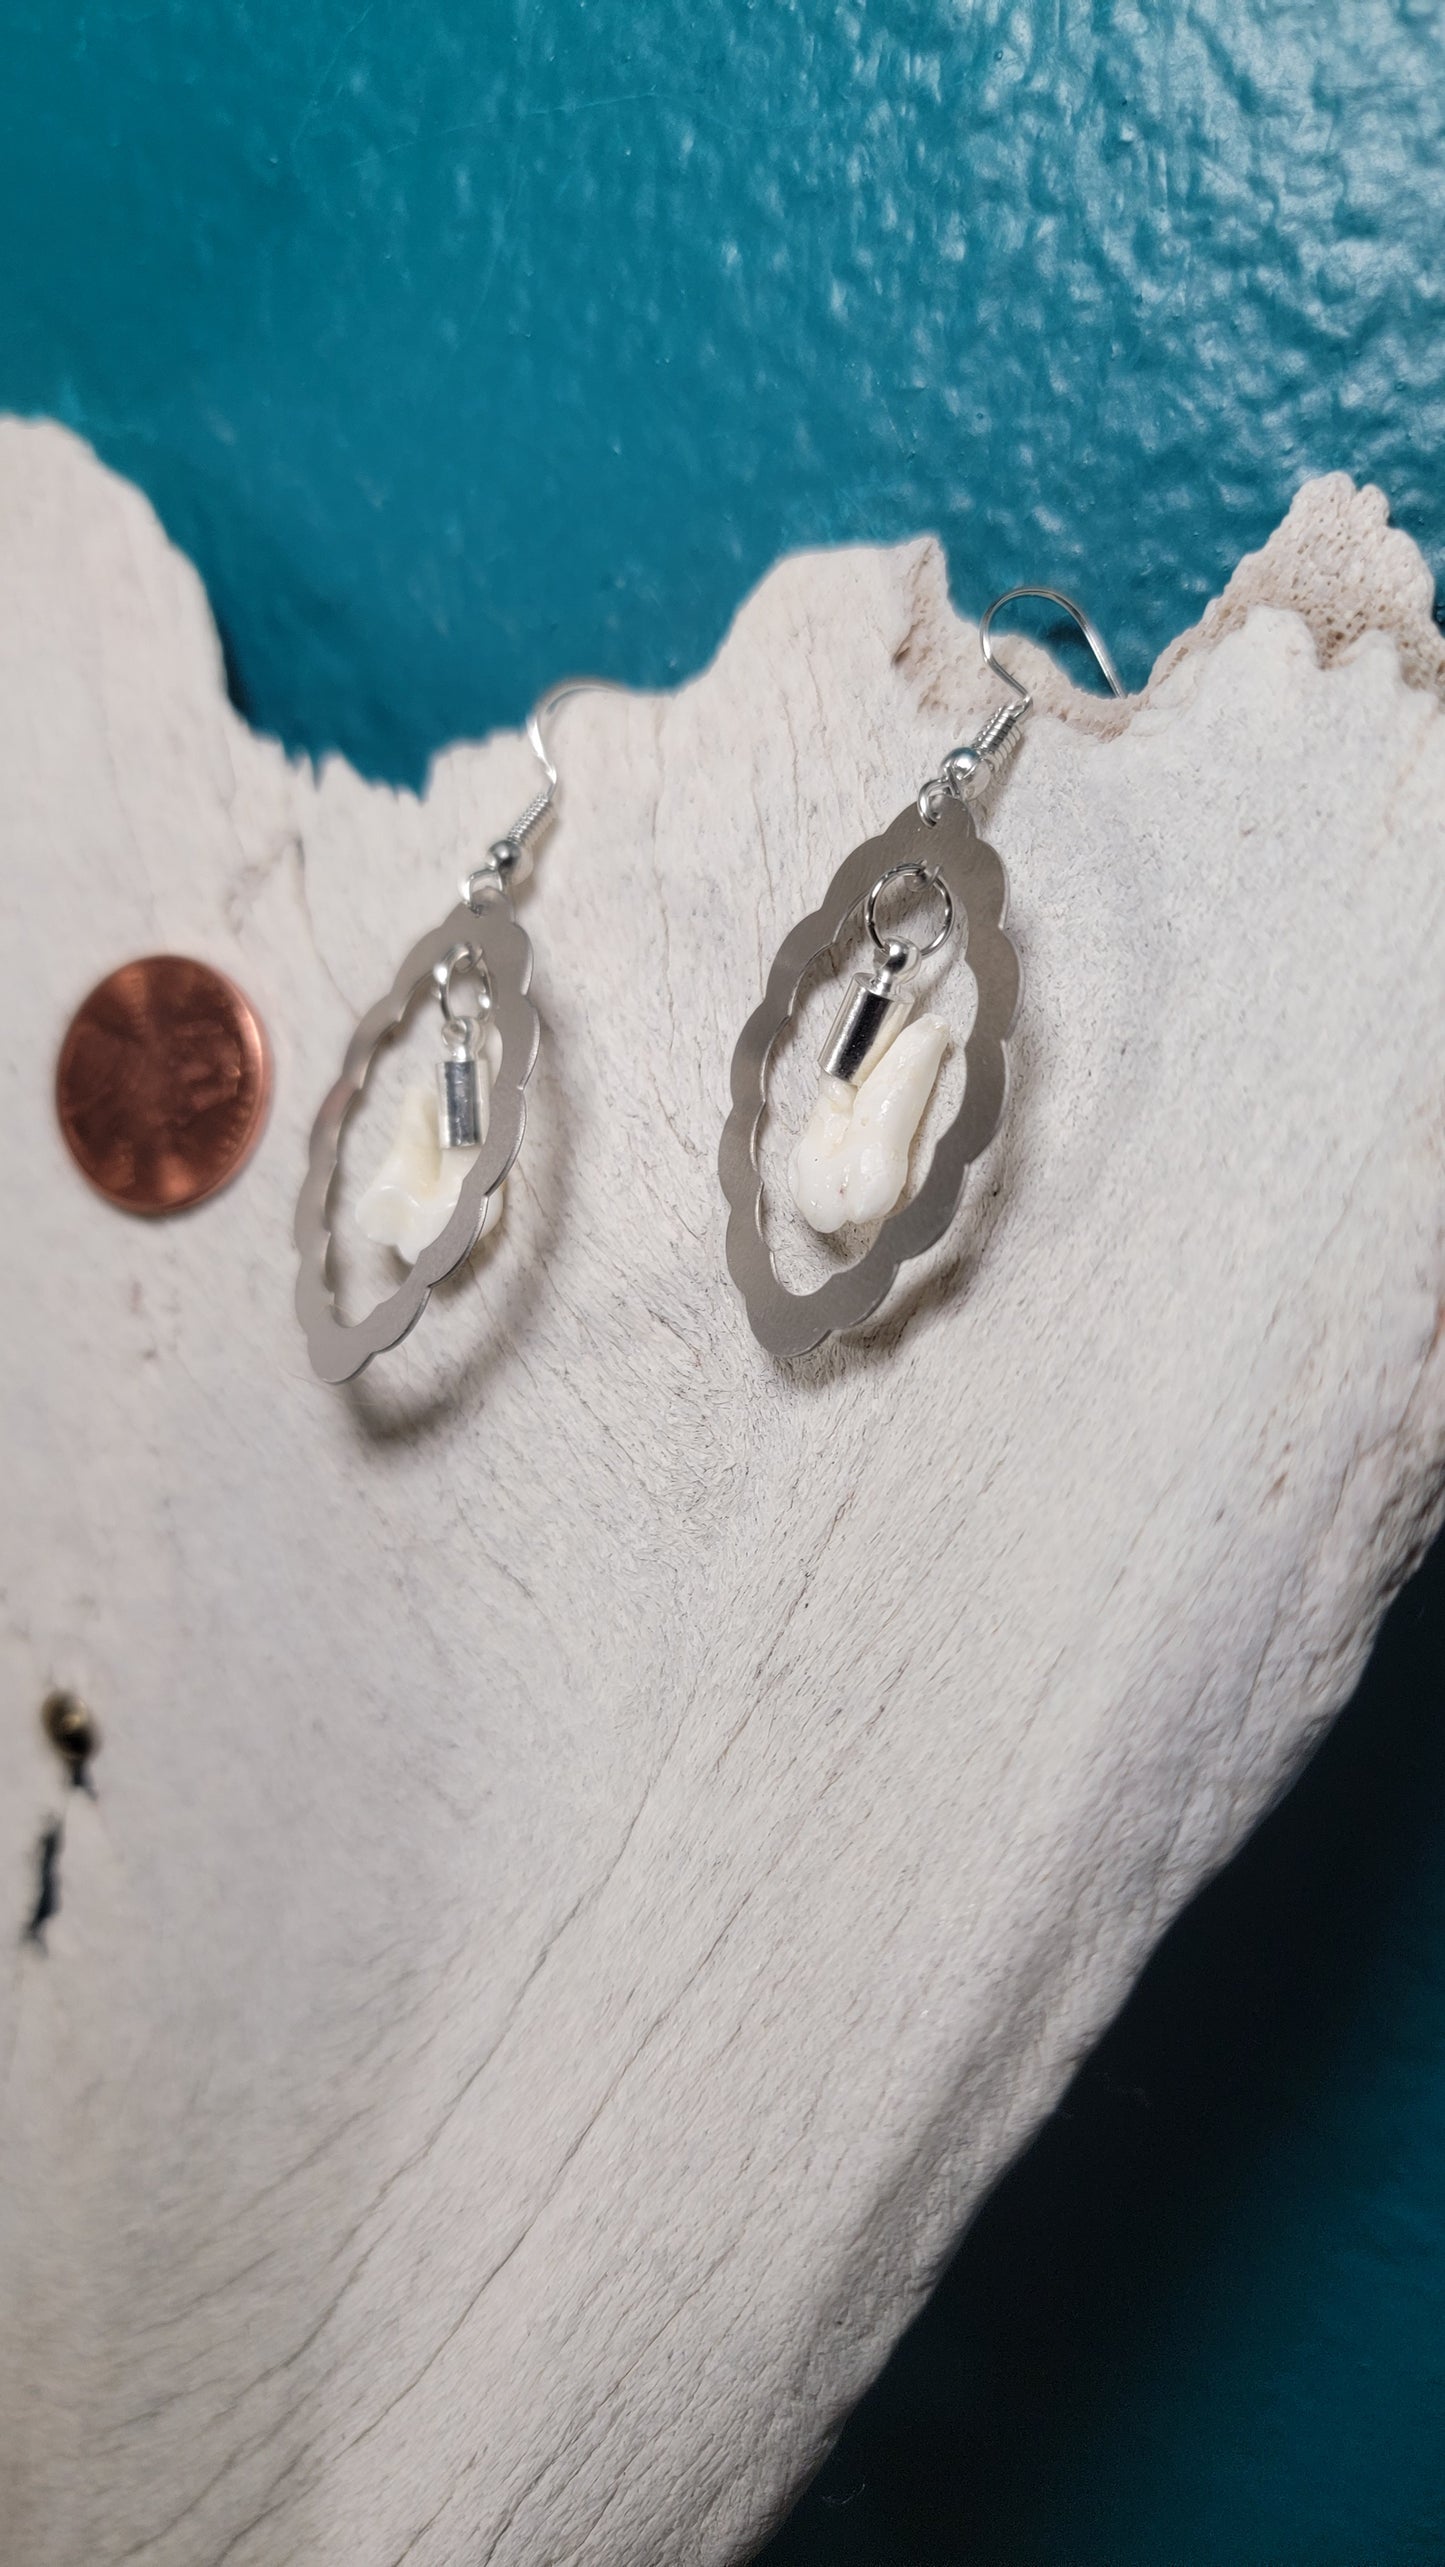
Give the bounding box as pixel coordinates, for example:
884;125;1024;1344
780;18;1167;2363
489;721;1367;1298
295;897;540;1384
718;798;1020;1358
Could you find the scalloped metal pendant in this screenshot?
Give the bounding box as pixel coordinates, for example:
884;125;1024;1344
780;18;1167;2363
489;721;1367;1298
718;795;1020;1358
295;890;539;1383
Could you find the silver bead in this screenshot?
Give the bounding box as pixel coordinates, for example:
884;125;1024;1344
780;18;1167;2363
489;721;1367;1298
486;834;533;887
941;742;982;796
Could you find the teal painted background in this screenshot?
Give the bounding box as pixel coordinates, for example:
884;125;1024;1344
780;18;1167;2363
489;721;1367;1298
4;2;1443;779
4;2;1445;2557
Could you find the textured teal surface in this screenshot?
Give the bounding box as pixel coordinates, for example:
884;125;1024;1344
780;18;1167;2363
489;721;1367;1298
3;2;1443;781
3;5;1445;2559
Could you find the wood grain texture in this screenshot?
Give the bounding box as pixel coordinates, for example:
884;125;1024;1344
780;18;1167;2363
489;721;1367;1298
1;423;1442;2566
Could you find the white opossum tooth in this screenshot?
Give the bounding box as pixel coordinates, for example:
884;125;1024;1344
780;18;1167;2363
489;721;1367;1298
355;1072;500;1267
788;1014;950;1235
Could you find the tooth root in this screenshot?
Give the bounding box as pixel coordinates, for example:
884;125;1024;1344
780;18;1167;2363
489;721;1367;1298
788;1016;950;1235
355;1070;499;1266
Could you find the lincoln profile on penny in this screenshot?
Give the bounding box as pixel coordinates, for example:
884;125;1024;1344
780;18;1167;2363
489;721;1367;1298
55;952;270;1213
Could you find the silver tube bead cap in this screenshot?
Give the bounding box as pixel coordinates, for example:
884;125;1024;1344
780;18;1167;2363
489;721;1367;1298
818;973;915;1087
437;1052;484;1150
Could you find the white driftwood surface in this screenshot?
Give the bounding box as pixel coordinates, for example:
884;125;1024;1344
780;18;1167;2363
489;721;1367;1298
2;423;1444;2566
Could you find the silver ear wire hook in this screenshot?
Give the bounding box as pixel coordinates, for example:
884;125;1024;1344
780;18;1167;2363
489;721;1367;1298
980;586;1125;703
465;675;625;906
919;585;1124;823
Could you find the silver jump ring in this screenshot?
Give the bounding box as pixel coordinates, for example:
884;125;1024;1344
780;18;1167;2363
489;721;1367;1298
463;864;508;909
433;944;491;1040
864;862;955;961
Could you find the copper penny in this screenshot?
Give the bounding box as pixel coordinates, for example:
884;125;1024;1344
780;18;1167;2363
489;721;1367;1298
56;955;271;1215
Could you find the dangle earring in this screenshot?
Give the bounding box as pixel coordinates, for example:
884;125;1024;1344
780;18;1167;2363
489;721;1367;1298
718;589;1123;1357
295;681;603;1383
